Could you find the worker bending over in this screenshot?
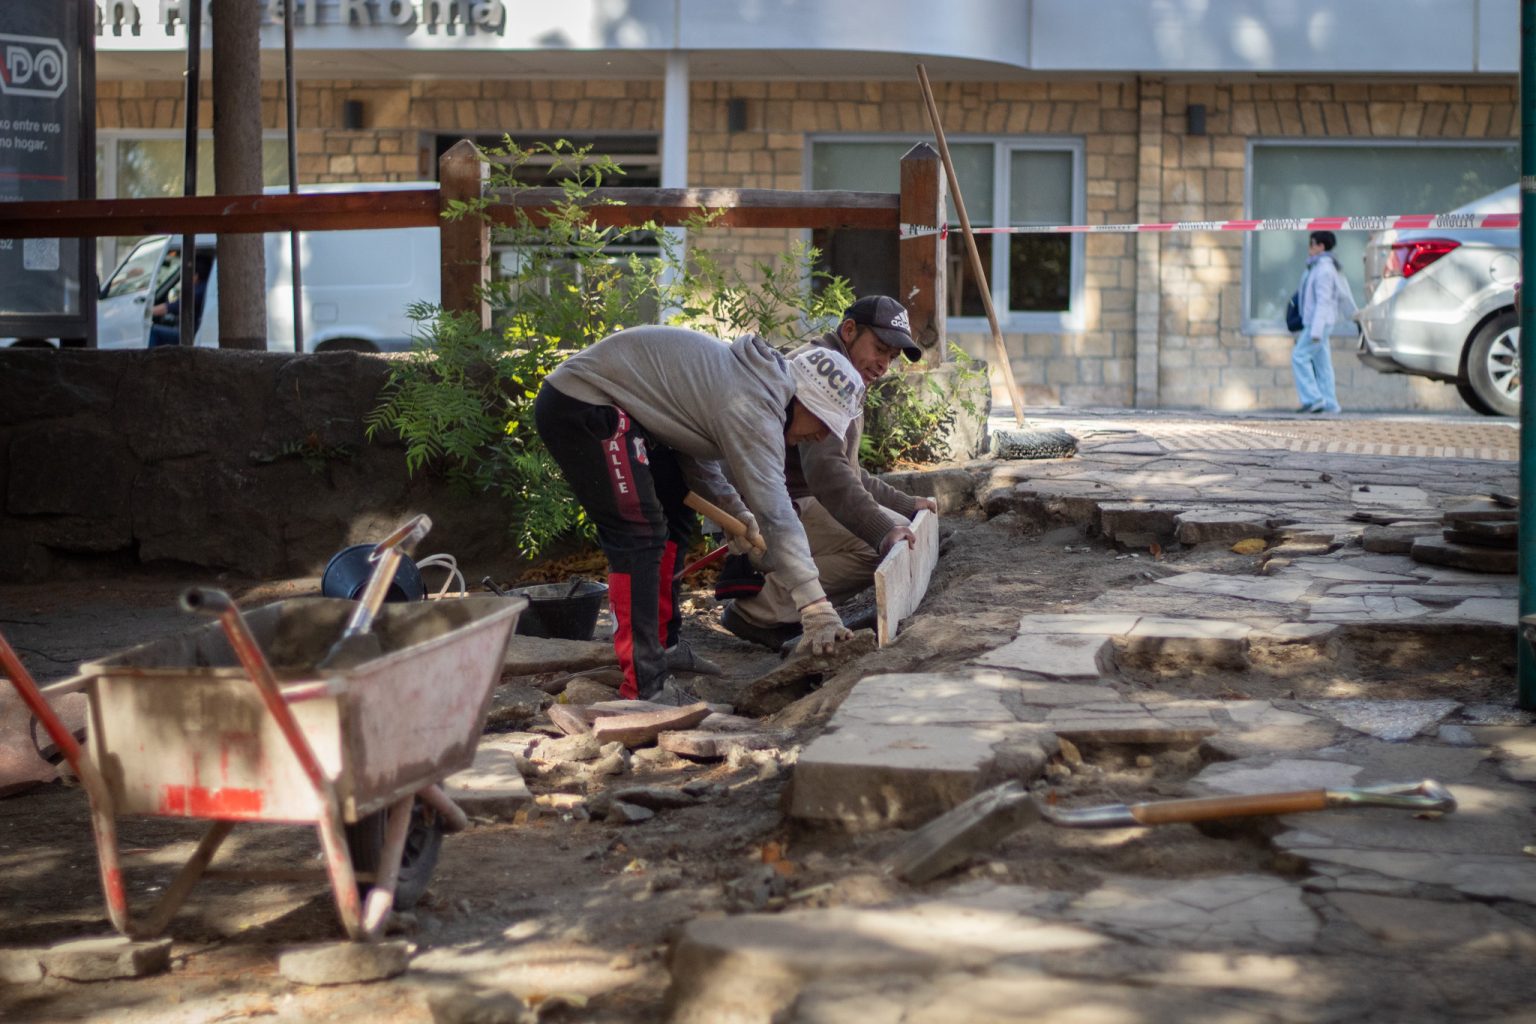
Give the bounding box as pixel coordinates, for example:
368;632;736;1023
534;327;864;702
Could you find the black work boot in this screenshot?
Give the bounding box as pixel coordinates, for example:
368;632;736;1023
720;600;802;651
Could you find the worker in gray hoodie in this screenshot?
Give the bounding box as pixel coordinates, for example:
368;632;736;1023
534;327;864;702
718;295;938;649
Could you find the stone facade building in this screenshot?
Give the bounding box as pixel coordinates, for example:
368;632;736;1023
92;0;1520;413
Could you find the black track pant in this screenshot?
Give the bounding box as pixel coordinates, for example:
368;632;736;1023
534;383;693;700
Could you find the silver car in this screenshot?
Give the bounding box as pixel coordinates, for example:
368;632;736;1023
1355;184;1520;416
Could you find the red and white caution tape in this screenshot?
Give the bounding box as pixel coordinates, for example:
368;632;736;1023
898;211;1519;239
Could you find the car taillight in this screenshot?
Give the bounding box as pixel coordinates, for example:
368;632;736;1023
1384;239;1459;278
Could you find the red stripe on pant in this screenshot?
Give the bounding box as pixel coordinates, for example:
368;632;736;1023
607;572;640;700
657;540;678;647
604;406;644;524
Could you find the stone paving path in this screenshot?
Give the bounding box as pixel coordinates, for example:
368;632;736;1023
670;411;1536;1024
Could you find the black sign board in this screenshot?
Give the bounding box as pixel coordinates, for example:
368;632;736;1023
0;0;94;344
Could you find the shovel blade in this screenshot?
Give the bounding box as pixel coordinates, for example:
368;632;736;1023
886;781;1039;884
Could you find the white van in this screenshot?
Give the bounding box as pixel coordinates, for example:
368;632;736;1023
94;182;440;353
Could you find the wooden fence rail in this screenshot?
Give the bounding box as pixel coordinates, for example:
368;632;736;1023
0;139;947;357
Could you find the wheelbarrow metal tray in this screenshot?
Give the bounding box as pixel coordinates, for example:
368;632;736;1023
78;596;525;825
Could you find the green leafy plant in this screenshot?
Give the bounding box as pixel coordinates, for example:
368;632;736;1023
367;138;854;558
860;344;988;472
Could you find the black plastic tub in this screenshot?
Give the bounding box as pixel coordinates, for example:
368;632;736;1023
508;580;608;641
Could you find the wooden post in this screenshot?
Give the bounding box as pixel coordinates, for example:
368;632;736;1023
899;142;947;366
438;139;490;329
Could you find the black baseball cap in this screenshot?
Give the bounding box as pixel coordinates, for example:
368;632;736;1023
844;295;922;362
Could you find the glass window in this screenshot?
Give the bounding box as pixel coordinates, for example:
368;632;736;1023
102;238;166;299
810;138;1080;324
1248;143;1518;327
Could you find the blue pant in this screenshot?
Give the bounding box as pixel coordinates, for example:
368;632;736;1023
1292;331;1340;412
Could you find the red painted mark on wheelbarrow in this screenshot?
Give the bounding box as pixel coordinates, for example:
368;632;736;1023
159;784;265;817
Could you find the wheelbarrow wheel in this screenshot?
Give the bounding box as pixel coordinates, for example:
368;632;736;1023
344;797;444;911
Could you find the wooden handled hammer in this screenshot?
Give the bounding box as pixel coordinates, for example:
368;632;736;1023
685;492;766;557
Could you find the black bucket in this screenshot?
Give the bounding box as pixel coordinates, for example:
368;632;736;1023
509;580;608;641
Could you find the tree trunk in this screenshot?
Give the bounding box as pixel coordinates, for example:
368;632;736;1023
210;0;267;350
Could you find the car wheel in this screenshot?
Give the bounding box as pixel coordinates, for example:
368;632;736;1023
1455;380;1496;416
344;796;444;911
1463;310;1520;417
315;337;377;353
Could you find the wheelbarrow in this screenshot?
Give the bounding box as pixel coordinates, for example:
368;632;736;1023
0;520;526;942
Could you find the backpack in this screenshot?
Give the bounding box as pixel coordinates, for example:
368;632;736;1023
1284;291;1304;333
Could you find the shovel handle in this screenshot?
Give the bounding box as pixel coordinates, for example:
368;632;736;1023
1129;789;1330;825
684;493;765;555
341;514;432;641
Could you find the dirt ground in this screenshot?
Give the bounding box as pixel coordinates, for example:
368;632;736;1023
0;508;1511;1022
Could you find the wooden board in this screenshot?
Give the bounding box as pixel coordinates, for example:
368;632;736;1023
873;510;940;647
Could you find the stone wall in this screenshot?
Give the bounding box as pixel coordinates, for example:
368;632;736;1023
96;74;1516;413
0;350;516;583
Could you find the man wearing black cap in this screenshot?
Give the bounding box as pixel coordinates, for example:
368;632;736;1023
718;295;940;649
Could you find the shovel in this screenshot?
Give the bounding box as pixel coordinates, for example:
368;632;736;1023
316;514;433;672
888;778;1456;884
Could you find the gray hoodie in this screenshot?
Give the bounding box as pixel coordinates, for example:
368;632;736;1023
545;326;826;609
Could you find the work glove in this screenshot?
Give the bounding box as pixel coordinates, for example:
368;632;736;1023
796;599;852;656
727;510;765;557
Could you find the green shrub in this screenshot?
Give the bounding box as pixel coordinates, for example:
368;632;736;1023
860;344;988;472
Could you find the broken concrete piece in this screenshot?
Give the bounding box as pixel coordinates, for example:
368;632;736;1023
887;781;1040;883
277;941;410;985
737;630;878;717
530;732;602;763
658;730;792;759
873;509;939;646
607;800;655;824
547;703;592;737
1300;699;1460;742
589;703;712;747
40;936;172;981
1361;525;1423;554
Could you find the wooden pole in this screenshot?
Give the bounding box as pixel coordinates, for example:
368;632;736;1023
438;140;490;329
898;142;947;367
915;63;1029;428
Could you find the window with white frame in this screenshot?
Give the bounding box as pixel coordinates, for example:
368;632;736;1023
809;136;1084;328
96;132;291;277
1246;141;1517;330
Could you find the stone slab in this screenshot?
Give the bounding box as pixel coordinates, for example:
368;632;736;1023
832;672;1018;727
873;509;939;647
1466;726;1536;782
590;703;711;747
1300;699;1460;742
278;941;411;985
1326;892;1536;952
1067;874;1319;948
39;937;172;981
790;723;1013;830
1043;703;1219;744
1428;598;1518;625
1306;596;1430;623
443;734;533;818
0;948;43;984
1124;617;1253;640
1324;583;1507;600
1280;560;1420;584
1174;509;1270;545
665;895;1103;1024
1351;484;1428;508
1191;757;1362;795
1014;613;1141;636
1154;572;1310;605
501;635;616;675
1412;536;1518;574
973;633;1108;680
